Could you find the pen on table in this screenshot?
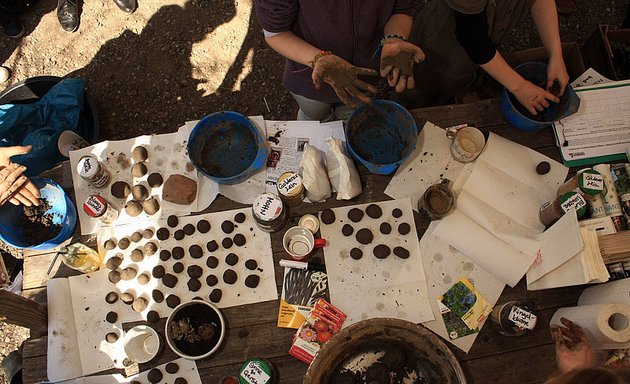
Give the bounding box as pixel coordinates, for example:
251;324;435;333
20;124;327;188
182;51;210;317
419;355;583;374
279;259;326;272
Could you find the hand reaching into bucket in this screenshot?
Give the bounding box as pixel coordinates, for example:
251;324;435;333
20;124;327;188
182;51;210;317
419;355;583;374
380;38;425;93
550;317;594;374
546;55;569;97
512;79;560;116
311;53;379;109
0;146;41;207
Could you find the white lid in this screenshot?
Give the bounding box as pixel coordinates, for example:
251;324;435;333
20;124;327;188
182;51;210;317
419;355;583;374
253;193;283;221
298;214;319;234
78;155;99;178
277;172;303;196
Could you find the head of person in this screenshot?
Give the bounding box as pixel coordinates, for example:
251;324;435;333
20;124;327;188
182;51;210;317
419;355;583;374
546;367;630;384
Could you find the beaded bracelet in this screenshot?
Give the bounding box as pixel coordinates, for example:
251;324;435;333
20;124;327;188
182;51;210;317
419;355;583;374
381;34;408;45
310;50;334;67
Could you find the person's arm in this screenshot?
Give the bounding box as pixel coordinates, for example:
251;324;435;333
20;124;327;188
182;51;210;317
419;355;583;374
380;14;426;92
0;146;40;206
264;31;322;68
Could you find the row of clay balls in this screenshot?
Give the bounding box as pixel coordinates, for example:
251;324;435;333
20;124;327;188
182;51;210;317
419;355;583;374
110;146;162;216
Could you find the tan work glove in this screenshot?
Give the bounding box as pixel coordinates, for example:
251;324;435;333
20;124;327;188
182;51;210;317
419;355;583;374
380;38;425;93
0;145;41;206
311;53;379;108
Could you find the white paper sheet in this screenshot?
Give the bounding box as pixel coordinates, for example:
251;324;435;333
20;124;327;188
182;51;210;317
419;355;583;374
385;122;468;211
419;223;505;353
571;67;613;88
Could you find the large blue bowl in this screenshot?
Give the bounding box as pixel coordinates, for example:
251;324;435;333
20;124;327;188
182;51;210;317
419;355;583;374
346;100;419;175
0;177;77;250
188;111;267;185
501;62;580;131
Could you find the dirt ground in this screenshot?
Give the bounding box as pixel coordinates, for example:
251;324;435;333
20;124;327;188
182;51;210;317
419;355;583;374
0;0;629;382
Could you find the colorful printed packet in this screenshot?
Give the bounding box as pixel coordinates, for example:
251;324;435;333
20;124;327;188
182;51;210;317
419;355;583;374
438;277;492;340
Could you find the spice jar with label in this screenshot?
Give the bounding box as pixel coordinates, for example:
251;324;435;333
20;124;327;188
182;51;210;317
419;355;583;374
252;193;288;233
557;169;604;198
490;301;537;336
539;191;588;227
276;171;304;207
238;358;277;384
83;195;119;224
77;155;111;188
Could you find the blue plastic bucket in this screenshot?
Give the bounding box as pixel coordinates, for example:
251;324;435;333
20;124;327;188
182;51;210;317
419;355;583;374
187;111;267;185
501;62;580;131
0;177;77;250
345;100;419;175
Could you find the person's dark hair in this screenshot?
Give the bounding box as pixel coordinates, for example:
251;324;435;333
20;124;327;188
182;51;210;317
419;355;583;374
548;367;630;384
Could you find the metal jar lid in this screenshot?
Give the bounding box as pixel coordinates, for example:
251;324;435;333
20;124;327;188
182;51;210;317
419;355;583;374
276;172;303;198
239;358;274;384
83;195;107;218
77;155;100;179
252;193;284;223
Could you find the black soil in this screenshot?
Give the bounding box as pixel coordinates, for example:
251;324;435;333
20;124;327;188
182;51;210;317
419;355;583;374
19;199;62;246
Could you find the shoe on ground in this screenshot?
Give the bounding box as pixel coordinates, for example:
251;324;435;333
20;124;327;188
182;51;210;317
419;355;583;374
1;18;24;38
56;0;79;32
0;67;11;84
555;0;575;15
112;0;137;13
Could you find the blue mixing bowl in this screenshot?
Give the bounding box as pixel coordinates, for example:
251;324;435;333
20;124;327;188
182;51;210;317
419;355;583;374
346;100;419;175
501;62;580;131
0;177;77;250
188;111;268;185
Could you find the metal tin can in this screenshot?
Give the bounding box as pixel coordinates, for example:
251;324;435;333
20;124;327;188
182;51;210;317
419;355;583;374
608;263;625;281
276;172;304;207
252;193;288;233
238;358;277;384
77;155;110;188
83;195;118;223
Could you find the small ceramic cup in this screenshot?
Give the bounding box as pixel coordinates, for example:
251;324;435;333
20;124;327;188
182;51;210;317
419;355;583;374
447;126;485;163
282;226;326;260
123;325;160;364
420;179;455;220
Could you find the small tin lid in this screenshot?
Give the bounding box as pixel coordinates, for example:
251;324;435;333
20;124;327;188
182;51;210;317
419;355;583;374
277;172;303;197
560;192;587;217
298;214;319;234
239;358;274;384
77;155;99;178
578;169;604;195
252;193;284;222
83;195;107;217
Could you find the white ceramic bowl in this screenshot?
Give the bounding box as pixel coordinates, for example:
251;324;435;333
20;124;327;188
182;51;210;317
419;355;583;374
165;300;226;360
123;325;160;364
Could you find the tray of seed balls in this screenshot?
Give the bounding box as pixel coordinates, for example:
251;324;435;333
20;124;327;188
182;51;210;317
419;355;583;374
318;198;432;326
68;130;208;235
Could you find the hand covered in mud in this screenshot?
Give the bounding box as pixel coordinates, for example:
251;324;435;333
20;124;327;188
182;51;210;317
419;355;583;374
0;146;40;207
512;79;560;116
311;54;379;108
380;39;425;93
550;317;594;374
546;55;569;97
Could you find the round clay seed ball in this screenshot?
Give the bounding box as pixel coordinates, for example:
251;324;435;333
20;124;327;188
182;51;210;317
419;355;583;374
350;248;363;260
132;184;149;201
147;368;163;384
187;278;201;292
221;220;235;234
105;291;119;304
159;249;171;261
106;311;118;323
373;244;391;259
167;215;179;228
197;220;211;233
132;146;148;162
108;270;121;284
206;240;219;252
104;239;116;250
245;274;260;288
173;262;184;274
209;288;222;303
121;267;137;280
183;223;195;236
347;208;364;223
320;209;336;225
142;197;160;215
132;297;148;312
120;292;134;304
165;362;180;374
233;233;246;247
222;237;233;249
206;256;219;269
130;249;144;262
174;378;187;384
206;274;218;286
166;294;180;309
398;223;411;235
105;256;122;270
124;200;142;217
147;173;163;188
142;228;154;239
223;269;238;284
131;162;148;178
234;212;246;223
245;259;258;270
156;227;170;240
130;231;143;242
144;241;158;256
366;204;383;219
393;246;410;259
111;181;131;199
152;289;164;303
152;265;166;278
117;238;130;250
380;222;392;235
342;224;354;236
137;273;150;285
225;253;239;266
356;228;374;245
147;310;160;323
189;244;203;259
106;332;118;343
187;265;203;279
392;208;403;218
172;246;184;260
174;229;185;241
537;161;551;175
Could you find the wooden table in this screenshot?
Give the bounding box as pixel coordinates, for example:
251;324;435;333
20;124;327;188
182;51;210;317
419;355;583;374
17;98;586;384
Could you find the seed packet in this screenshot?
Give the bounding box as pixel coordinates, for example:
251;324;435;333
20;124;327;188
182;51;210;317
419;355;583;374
438;277;492;339
278;268;328;329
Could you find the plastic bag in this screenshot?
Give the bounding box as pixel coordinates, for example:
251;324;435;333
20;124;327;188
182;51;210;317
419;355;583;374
299;144;331;203
325;137;361;200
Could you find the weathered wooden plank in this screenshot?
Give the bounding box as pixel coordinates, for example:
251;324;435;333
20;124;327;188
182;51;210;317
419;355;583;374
22;286;48;305
0;290;47;331
22;354;47;384
23;337;47;358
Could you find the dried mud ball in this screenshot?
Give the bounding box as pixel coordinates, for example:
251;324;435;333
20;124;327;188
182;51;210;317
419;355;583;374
342;224;354;236
121;267;138;280
206;274;218;286
106;311;118;323
173;262;184;274
393;246;410;259
159;249;171;261
143;197;160;215
233;233;246;247
221;220;235;234
206;256;219;269
132;297;148;312
167;215;179;228
222;237;233;249
132;184;149;201
120;292;134;304
245;259;258;270
147;172;163;188
373;244;391;259
104;239;116;250
165;362;180;374
147;310;160;323
197;219;211;233
398;222;411;235
142;228;154;239
537;161;551;175
206;240;219;252
152;265;166;278
117;238;130;250
245;274;260;288
157;227;170;240
350;248;363;260
106;256;122;270
130;249;144;262
187;278;202;292
152;289;164;303
183;223;196;236
379;222;392;235
187;265;203;279
356;228;374;245
106;332;118;343
132;162;148;178
392;208;403;218
137;273;150;285
209;288;223;303
147;368;163;384
111;181;131;199
108;270;121;284
132;146;149;162
166;294;181;309
321;209;336;225
174;229;185;241
366;204;383;219
162;274;178;288
223;269;238;284
189;244;203;259
234;212;246;223
174;378;187;384
130;231;143;242
144;241;158;256
162;174;197;205
172;246;185;259
124;200;143;217
225;253;239;266
348;208;364;223
105;291;119;304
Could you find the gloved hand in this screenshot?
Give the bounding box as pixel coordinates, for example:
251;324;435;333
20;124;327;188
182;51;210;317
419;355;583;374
380;38;425;93
550;317;594;374
311;53;379;108
0;145;41;206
